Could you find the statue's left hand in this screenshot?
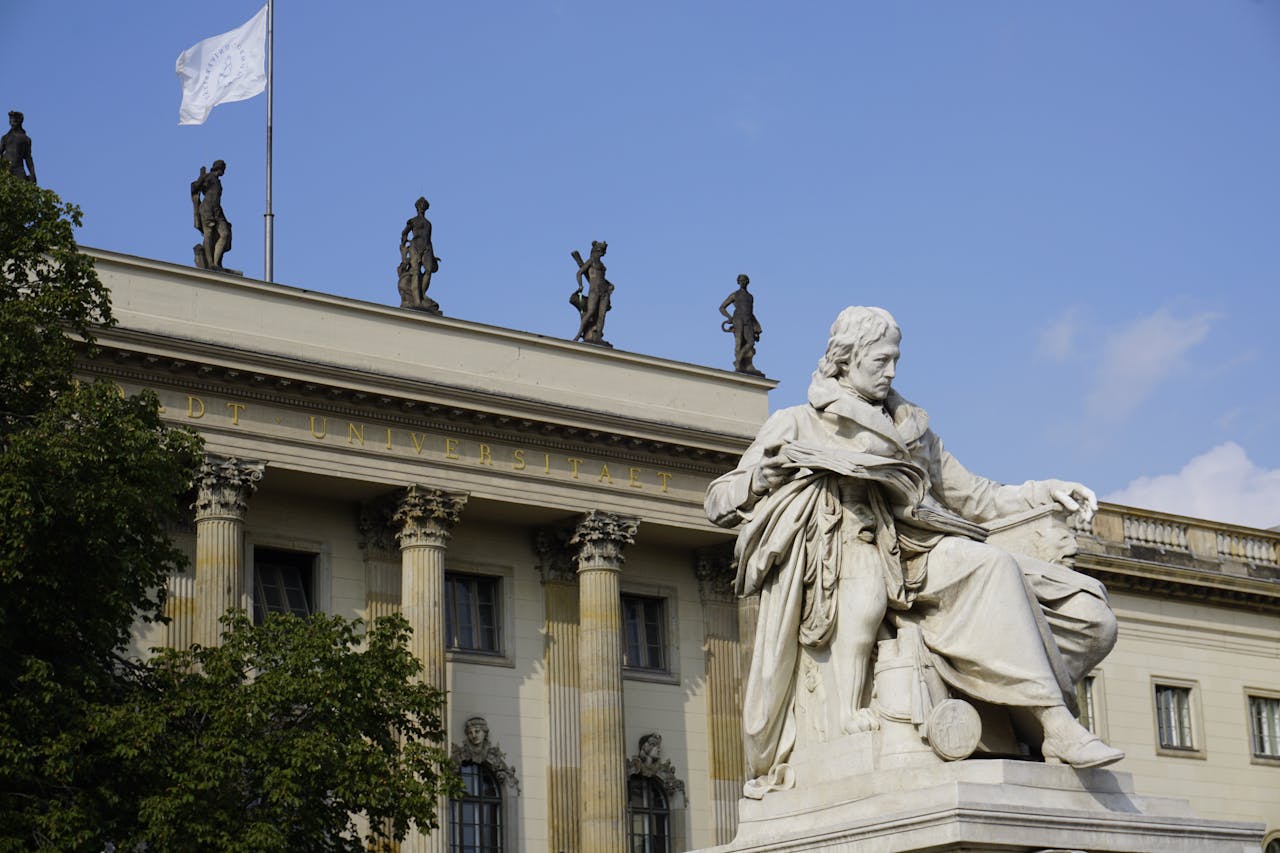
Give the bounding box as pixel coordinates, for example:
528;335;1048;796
1043;480;1097;524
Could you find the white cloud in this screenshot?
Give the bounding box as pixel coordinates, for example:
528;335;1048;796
1086;308;1215;421
1037;309;1078;362
1104;442;1280;529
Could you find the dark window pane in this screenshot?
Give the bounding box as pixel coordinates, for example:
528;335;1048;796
445;574;502;654
450;763;503;853
621;595;666;671
253;548;314;625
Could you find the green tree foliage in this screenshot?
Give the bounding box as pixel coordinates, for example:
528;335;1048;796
0;170;204;849
92;613;457;853
0;172;457;850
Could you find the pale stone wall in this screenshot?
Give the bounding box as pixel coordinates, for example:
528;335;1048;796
1101;592;1280;837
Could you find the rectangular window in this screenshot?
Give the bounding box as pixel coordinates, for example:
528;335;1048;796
622;594;666;671
1076;676;1097;734
252;547;314;625
446;573;502;654
1155;684;1195;750
1249;695;1280;759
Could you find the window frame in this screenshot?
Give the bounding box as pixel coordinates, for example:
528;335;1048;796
1245;688;1280;767
444;562;515;668
619;584;679;685
246;534;331;619
1150;677;1206;760
251;545;320;625
449;761;504;853
627;774;672;853
1075;670;1109;741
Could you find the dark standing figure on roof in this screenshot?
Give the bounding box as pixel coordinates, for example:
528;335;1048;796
720;273;764;376
398;197;441;314
570;240;614;347
191;160;232;271
1;111;36;183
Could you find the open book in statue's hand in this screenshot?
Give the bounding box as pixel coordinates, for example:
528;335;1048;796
779;442;928;505
779;441;988;541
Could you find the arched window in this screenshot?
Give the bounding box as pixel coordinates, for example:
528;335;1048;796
450;762;503;853
627;775;670;853
1265;835;1280;853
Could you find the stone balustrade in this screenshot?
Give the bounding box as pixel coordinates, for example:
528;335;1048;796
1079;503;1280;573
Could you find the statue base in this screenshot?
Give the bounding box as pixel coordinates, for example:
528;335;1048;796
693;733;1262;852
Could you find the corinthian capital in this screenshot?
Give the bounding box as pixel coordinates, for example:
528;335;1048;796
570;510;639;571
193;454;265;520
392;485;468;549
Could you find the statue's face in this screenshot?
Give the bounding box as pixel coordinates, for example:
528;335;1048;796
466;721;486;746
845;333;900;402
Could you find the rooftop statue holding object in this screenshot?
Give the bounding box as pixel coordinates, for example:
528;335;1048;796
705;306;1123;799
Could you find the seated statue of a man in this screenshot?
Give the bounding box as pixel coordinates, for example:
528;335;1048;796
705;306;1123;797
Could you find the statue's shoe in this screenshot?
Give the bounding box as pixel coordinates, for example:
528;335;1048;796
1042;733;1125;768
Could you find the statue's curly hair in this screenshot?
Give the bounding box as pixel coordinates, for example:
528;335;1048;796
816;306;900;379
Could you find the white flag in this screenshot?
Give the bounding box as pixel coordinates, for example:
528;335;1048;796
175;6;268;126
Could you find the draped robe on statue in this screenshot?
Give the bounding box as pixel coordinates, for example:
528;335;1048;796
704;375;1116;785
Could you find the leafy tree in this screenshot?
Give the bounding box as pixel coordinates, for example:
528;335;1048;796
91;613;457;853
0;168;204;849
0;172;457;850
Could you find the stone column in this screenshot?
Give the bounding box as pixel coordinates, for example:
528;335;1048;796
392;485;468;853
192;455;265;647
358;496;402;623
534;527;582;853
696;546;744;845
572;510;639;853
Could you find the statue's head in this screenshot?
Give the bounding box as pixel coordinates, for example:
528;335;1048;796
817;306;902;402
639;732;661;758
737;274;750;288
8;111;23;128
415;196;429;213
464;716;489;748
591;240;608;256
210;159;226;175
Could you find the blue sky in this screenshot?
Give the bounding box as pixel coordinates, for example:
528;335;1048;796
4;2;1279;527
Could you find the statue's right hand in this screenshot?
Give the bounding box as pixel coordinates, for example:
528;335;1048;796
750;444;791;497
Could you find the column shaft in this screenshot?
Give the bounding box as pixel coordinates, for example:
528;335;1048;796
193;516;245;646
393;485;467;853
579;564;626;851
573;511;638;853
544;578;581;853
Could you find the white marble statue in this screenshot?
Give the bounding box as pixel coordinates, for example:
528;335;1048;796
705;306;1124;798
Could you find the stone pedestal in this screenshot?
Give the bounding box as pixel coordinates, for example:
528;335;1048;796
572;510;639;853
693;734;1264;852
192;455;264;647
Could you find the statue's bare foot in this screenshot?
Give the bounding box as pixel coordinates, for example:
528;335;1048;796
842;707;881;734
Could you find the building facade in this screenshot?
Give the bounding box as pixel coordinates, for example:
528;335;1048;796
88;250;1279;851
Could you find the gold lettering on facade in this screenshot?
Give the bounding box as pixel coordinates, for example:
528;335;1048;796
445;438;460;460
629;467;643;489
309;416;328;439
385;427;393;450
478;444;494;466
225;402;246;426
347;423;365;446
567;457;583;479
543;453;551;474
409;432;427;455
187;395;206;418
512;449;526;470
598;464;613;484
657;471;672;493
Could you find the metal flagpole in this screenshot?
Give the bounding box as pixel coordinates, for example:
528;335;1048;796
263;0;274;282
